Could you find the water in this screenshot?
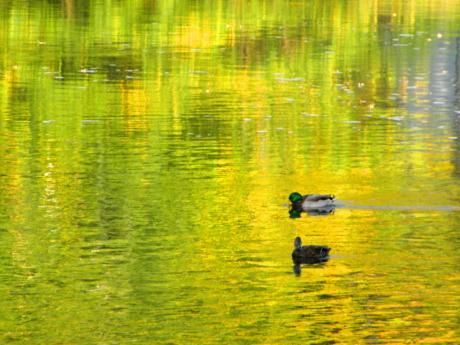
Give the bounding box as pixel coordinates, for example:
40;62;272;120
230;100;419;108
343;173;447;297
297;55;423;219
1;0;460;343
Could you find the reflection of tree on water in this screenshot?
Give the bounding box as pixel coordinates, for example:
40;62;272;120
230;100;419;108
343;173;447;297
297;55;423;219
453;37;460;177
426;35;460;178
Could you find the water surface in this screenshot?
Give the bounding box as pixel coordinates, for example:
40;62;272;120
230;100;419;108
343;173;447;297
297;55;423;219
1;0;460;343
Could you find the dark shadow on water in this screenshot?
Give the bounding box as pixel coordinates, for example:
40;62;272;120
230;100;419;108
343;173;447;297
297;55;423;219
293;259;329;276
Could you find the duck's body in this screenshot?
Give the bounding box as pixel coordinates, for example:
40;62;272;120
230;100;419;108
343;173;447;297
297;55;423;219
289;192;335;211
292;236;330;264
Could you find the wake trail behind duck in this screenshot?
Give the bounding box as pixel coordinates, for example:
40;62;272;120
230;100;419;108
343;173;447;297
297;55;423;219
337;201;460;212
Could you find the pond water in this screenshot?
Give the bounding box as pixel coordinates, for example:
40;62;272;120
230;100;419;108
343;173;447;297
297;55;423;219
1;0;460;343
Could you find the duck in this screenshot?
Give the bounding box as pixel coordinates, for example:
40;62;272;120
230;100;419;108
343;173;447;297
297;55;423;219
289;192;335;211
291;236;331;264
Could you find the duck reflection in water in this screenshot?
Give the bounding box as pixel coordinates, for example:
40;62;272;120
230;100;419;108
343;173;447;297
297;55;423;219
289;206;335;218
292;236;331;275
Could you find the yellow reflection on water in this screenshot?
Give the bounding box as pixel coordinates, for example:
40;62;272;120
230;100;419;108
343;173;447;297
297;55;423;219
1;0;460;343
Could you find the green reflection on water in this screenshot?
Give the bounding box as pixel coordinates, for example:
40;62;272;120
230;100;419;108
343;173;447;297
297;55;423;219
1;0;460;343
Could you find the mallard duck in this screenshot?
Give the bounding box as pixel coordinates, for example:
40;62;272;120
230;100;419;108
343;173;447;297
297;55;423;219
289;192;335;210
291;236;331;264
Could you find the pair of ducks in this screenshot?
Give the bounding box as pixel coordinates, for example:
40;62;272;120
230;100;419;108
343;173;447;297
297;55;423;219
289;192;334;264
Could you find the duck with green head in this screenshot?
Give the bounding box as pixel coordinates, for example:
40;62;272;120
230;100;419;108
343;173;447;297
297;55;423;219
289;192;335;211
292;236;331;264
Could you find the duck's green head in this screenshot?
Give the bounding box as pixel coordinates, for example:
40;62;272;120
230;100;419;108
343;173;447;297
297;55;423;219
289;192;303;203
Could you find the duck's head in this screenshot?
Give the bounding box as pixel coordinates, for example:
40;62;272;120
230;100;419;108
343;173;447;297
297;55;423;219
289;192;303;203
294;236;302;249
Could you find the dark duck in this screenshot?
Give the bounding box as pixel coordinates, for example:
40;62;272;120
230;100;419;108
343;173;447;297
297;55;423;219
291;236;331;264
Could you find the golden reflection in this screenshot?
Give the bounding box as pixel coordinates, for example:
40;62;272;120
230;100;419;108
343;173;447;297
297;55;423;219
1;0;460;343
